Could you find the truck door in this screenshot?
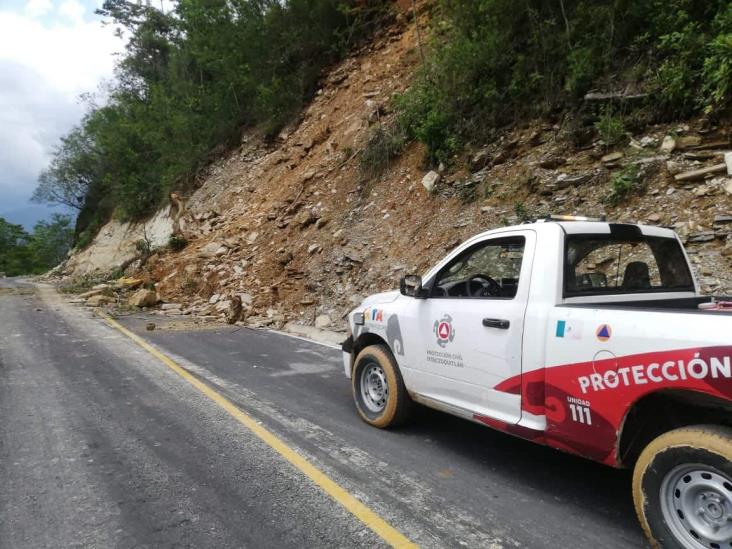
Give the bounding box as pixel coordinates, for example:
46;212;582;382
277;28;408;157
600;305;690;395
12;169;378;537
404;231;535;425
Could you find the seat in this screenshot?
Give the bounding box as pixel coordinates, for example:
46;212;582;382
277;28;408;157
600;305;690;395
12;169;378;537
622;261;651;290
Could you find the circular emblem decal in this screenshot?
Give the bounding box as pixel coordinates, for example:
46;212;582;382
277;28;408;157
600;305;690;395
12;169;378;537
433;314;456;348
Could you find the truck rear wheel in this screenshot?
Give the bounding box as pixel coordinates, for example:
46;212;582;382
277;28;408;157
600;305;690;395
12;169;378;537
352;344;411;428
633;425;732;548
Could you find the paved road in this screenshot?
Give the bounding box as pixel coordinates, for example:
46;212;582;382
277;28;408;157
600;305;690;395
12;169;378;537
0;278;647;548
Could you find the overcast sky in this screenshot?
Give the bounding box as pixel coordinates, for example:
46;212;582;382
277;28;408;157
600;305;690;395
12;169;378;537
0;0;122;225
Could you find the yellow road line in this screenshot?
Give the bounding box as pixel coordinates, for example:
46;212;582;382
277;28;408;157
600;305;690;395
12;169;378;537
97;311;417;548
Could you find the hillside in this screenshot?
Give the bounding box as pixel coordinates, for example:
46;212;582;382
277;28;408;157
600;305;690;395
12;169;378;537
58;1;732;331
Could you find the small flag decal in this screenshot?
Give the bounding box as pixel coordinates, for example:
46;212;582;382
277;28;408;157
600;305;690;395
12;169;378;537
596;324;612;342
556;320;566;338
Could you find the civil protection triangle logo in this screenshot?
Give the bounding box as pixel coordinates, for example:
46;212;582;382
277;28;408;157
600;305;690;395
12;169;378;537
433;314;456;348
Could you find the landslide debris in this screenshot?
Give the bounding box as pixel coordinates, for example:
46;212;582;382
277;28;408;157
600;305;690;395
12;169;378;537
58;3;732;332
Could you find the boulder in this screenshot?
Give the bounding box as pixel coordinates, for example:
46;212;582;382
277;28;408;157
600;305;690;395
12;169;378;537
676;135;702;149
128;289;158;308
601;152;624;164
161;303;182;310
556;173;591;189
225;295;243;324
315;314;332;329
294;209;318;228
86;294;115;307
666;161;683;176
116;277;143;290
79;288;107;299
660;136;676;153
539;155;566;169
198;242;225;258
422;171;440;193
688;232;716;243
470;150;491;171
276;248;294;265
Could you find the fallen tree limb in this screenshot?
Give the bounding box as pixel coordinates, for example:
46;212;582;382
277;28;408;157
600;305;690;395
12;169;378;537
674;163;727;182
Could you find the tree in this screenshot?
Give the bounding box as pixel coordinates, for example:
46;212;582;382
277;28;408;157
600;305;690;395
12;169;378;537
32;122;101;210
0;215;74;276
34;0;390;239
28;214;75;268
0;218;32;276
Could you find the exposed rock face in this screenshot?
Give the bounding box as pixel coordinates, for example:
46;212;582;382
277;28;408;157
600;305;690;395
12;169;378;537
129;289;158;308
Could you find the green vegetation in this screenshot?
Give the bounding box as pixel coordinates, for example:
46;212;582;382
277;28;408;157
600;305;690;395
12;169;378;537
594;108;627;148
397;0;732;163
605;165;643;205
168;234;189;252
359;125;407;178
0;215;74;276
514;202;530;222
36;0;389;242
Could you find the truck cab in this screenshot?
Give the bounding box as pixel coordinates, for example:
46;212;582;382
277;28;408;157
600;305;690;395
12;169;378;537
342;217;732;548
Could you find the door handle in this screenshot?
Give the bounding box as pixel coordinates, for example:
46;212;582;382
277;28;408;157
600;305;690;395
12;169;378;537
482;318;510;329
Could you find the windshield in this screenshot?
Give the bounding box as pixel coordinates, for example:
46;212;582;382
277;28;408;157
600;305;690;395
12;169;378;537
564;234;694;296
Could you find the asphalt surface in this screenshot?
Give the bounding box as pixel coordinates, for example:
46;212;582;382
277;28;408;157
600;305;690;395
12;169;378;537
0;277;648;548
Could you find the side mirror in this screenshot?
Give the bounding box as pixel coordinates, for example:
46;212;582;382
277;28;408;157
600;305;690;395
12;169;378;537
400;274;428;298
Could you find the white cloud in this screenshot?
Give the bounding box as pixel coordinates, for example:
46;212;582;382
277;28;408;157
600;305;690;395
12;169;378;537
58;0;85;23
0;2;123;211
0;10;121;97
24;0;53;18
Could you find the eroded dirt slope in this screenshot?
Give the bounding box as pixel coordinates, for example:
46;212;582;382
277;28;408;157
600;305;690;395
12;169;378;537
62;3;732;330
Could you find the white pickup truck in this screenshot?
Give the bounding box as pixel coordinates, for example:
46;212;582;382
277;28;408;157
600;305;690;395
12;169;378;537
341;216;732;548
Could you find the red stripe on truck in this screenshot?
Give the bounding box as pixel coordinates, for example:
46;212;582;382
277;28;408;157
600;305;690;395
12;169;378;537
493;346;732;466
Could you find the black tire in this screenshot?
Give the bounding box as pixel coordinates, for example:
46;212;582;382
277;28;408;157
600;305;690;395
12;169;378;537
352;344;412;428
633;425;732;549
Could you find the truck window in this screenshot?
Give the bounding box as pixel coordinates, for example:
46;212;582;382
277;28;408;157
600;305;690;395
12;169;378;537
564;234;694;296
432;236;525;298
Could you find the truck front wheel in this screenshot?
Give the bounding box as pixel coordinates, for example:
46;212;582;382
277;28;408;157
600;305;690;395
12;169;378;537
633;425;732;548
352;344;412;428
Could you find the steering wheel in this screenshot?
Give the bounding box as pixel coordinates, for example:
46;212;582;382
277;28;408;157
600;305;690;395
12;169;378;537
468;274;501;297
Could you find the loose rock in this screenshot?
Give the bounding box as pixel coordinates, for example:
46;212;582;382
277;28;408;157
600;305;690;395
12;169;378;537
315;314;332;329
225;295;243;324
422;171;440;193
129;289;158;308
660;136;676;153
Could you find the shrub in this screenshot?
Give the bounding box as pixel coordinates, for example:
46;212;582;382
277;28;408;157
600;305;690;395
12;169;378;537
514;202;530;222
168;234;188;252
605;165;643;206
594;108;626;148
359;125;407;178
135;238;151;256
